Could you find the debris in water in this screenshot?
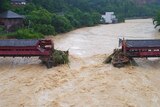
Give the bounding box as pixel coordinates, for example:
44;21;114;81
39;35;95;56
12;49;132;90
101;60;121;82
104;49;130;68
52;49;69;66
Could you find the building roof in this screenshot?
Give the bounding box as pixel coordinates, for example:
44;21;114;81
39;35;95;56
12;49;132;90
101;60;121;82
126;39;160;48
0;10;24;19
0;39;38;46
11;0;26;2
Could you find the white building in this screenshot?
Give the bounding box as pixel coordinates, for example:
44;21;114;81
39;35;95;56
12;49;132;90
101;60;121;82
11;0;26;5
101;12;117;24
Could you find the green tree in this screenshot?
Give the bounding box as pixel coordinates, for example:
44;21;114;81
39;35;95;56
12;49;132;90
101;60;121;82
5;0;160;38
25;8;55;35
51;14;73;33
0;0;10;12
80;12;94;26
65;13;80;28
7;29;44;39
26;7;52;25
13;3;37;15
91;12;101;25
33;24;55;35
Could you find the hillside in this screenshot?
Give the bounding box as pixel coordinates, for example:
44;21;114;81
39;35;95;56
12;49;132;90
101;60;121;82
134;0;160;4
30;0;160;17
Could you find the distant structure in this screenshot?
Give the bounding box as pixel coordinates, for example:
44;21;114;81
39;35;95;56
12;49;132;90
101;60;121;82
0;10;24;31
101;12;118;24
11;0;27;6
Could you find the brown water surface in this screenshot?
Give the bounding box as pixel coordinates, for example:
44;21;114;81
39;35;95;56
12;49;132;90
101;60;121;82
52;19;160;57
0;19;160;107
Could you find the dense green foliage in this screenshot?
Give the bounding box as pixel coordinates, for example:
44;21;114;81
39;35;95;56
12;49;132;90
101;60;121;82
1;0;160;38
51;14;73;33
52;49;69;66
25;7;56;35
12;3;101;37
7;29;44;39
30;0;160;19
0;0;10;12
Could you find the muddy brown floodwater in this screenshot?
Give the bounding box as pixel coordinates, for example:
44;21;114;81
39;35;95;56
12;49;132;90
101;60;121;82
0;19;160;107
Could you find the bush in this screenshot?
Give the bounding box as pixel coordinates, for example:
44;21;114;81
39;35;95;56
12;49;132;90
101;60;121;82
52;15;73;33
33;24;56;35
8;29;44;39
13;3;37;15
26;7;53;25
52;49;69;66
66;9;101;27
91;12;101;25
65;14;81;28
24;7;57;35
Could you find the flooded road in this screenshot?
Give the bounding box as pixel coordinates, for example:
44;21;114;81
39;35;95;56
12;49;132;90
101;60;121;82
0;19;160;107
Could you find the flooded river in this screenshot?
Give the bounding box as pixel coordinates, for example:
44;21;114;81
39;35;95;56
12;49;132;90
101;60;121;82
0;19;160;107
52;19;160;57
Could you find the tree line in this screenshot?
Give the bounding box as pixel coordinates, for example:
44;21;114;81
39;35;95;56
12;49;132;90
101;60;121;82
1;0;160;38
